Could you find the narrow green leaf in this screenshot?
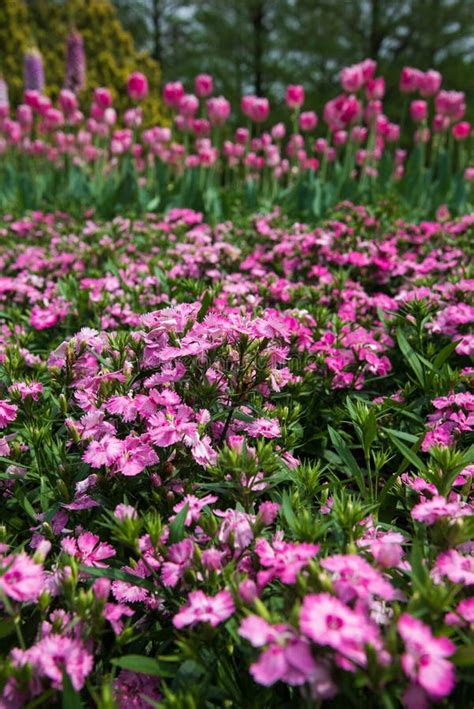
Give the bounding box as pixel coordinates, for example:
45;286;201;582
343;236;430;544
328;426;365;495
168;502;189;544
111;655;175;677
62;672;83;709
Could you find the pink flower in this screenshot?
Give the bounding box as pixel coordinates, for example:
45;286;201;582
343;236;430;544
173;590;235;628
255;538;319;586
239;616;333;689
244;417;280;438
14;635;93;690
161;538;194;587
114;504;137;521
418;69;442;97
104;603;135;635
434;549;474;585
258;501;280;525
285;84;304;109
127;72;148;102
162;81;184;108
399;67;423;93
194;73;213;98
172;494;218;526
61;532;115;567
83;435;124;468
0;400;17;428
411;496;471;525
320;553;396;602
300;592;381;667
0;553;44;602
340;64;364;93
207;96;231;125
299;111;318;132
410;100;427;122
452;121;471;141
94;87;113;108
398;614;456;700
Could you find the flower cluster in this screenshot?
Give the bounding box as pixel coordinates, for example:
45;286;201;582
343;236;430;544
0;203;472;706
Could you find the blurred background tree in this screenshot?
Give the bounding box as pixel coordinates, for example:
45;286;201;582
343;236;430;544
112;0;474;123
0;0;165;122
0;0;473;126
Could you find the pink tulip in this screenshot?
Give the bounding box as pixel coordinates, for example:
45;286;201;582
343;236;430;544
193;118;210;136
435;90;466;121
299;111;318;132
410;100;428;122
399;67;423;93
163;81;184;109
16;104;33;128
285;84;304;109
333;130;348;146
452;121;471;141
58;89;78;116
94;87;113;109
464;166;474;181
361;58;377;81
235;127;250;144
271;122;286;140
207;96;231;125
249;97;270;123
340;64;364;93
418;69;442;97
127;72;148;102
194;74;213;98
179;94;199;117
365;77;385;100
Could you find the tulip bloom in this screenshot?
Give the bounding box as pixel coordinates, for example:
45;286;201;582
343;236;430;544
127;72;148;102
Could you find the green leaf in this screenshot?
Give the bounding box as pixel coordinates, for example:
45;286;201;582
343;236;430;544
281;490;297;531
396;329;425;389
78;565;155;591
327;426;365;495
453;645;474;666
196;290;213;323
62;672;83;709
168;503;189;544
111;655;175;677
385;429;425;473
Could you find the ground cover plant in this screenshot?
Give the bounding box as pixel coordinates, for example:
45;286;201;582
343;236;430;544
0;203;472;707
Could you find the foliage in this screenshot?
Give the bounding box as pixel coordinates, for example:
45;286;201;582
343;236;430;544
0;0;164;124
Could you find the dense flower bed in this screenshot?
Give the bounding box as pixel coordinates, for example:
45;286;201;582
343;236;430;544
0;204;473;707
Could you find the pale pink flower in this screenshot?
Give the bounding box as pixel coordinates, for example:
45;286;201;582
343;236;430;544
398;614;456;700
0;400;17;428
0;553;44;602
61;532;115;567
173;590;235;628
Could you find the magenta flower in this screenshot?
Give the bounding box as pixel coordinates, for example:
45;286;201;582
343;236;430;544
0;553;44;602
255;538;319;586
398;614;456;700
82;435;124;468
0;400;17;428
173;590;235;629
299;593;384;669
434;549;474;585
127;72;149;102
161;538;194;587
61;532;115;567
172;494;218;526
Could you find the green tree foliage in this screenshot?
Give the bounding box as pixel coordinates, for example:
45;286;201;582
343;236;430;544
113;0;474;123
0;0;165;123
